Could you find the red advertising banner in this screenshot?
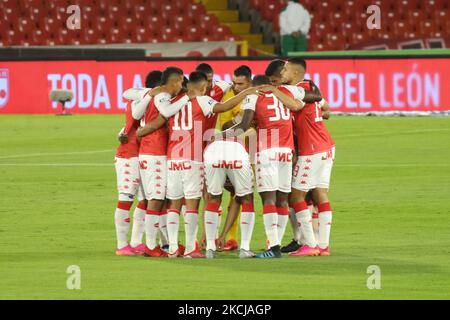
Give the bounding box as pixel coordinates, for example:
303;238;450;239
0;58;448;114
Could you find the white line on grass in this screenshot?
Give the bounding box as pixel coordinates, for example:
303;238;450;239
0;149;114;160
335;128;450;139
0;163;112;167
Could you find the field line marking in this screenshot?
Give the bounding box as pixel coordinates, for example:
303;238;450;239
0;149;114;160
0;163;112;167
335;128;450;139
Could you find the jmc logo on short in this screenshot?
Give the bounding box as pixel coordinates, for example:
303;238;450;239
0;69;9;108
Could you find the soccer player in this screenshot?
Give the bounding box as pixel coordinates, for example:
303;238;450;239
194;63;232;248
264;59;332;253
222;75;316;258
137;71;260;258
281;58;335;256
218;65;254;252
113;70;162;256
134;67;189;257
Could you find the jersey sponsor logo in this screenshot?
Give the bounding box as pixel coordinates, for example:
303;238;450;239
268;152;293;162
0;69;9;108
212;160;243;169
169;161;192;171
321;150;333;161
139;160;148;170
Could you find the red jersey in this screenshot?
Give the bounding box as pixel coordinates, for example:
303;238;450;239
167;96;217;162
205;80;231;131
294;81;335;156
242;85;302;151
116;101;140;158
139;95;168;156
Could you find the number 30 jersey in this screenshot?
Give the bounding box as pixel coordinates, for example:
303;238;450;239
242;85;303;152
167;95;217;162
294;81;335;156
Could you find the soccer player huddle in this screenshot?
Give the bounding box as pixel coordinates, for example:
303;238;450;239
113;58;335;259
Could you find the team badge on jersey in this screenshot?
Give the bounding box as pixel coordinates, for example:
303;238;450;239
0;69;9;108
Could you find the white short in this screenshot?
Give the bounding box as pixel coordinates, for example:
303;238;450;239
204;141;254;197
292;147;335;192
114;157;145;202
255;147;293;193
166;160;204;200
138;154;167;201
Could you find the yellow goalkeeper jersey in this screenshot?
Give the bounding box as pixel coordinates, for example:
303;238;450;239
219;90;242;130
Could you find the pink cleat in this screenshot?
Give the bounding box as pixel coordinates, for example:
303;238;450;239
319;247;331;256
288;245;320;257
130;243;146;255
115;245;136;256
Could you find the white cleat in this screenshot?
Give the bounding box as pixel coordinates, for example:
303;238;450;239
206;249;216;259
239;249;256;258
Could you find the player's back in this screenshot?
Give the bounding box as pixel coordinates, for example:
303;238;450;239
116;101;140;158
244;92;294;151
294;81;334;155
167;97;207;162
139;98;168;156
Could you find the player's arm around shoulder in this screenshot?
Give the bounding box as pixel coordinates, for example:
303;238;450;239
136;114;167;138
273;85;305;112
212;86;260;113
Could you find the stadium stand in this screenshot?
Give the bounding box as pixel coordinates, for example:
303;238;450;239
237;0;449;52
0;0;238;51
0;0;448;55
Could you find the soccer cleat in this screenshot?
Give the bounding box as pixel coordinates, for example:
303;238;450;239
115;245;136;256
288;245;320;257
184;249;205;258
168;248;182;258
195;240;200;251
161;244;169;253
205;249;216;259
144;245;168;257
319;247;331;256
130;243;146;255
255;249;281;259
223;239;239;251
281;239;301;253
239;249;256;258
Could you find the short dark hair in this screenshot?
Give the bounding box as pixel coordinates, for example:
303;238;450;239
234;65;252;80
287;57;307;71
145;70;162;88
161;67;184;85
252;75;271;86
195;63;213;75
188;71;208;84
265;59;285;77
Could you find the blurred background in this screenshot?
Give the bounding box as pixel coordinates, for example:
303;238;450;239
0;0;449;114
0;0;448;56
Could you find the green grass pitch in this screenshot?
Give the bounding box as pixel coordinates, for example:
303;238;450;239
0;115;449;300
